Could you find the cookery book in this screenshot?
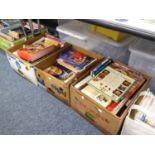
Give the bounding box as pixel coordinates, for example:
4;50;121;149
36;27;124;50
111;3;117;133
81;85;112;108
44;63;74;81
88;66;136;102
57;49;94;70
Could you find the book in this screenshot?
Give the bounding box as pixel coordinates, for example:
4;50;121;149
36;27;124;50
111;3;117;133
57;58;82;73
44;63;74;81
58;49;94;70
106;100;121;112
74;75;92;89
90;58;113;77
110;62;146;99
81;85;112;108
108;62;146;114
88;66;136;102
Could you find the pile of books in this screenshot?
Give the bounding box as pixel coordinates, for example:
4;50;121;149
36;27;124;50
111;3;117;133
75;58;146;115
14;37;61;62
44;48;96;83
132;89;155;128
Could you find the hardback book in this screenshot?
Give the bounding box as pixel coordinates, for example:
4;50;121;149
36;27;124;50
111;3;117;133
88;66;136;102
81;85;112;108
44;63;74;81
57;49;94;70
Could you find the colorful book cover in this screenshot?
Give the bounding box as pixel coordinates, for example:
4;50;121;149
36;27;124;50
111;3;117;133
58;49;94;69
88;66;136;102
81;85;112;108
57;59;81;73
106;101;120;112
44;63;73;81
106;62;146;114
110;62;146;99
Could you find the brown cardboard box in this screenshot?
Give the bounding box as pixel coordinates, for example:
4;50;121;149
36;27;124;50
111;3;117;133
5;33;66;85
35;44;103;105
70;60;151;135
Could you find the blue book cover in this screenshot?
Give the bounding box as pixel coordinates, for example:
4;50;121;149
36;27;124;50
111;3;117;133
58;48;94;69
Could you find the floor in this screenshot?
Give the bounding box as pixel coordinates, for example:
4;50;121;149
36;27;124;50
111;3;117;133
0;49;102;135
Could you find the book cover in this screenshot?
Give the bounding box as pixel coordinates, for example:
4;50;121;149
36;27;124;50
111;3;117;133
57;59;81;73
105;62;146;114
44;63;73;81
110;62;146;99
58;49;94;69
88;66;136;102
81;85;112;108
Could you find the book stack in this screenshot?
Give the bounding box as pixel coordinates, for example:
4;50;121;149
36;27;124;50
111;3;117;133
16;37;60;62
75;58;146;115
132;89;155;128
44;48;96;83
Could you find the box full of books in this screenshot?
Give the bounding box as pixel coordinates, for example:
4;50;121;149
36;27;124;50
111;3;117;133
35;44;103;104
6;34;65;85
129;38;155;93
121;89;155;135
0;21;47;50
70;57;150;134
56;20;137;64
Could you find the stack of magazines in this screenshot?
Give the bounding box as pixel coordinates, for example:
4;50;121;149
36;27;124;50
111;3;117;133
75;58;146;115
44;48;96;83
132;89;155;128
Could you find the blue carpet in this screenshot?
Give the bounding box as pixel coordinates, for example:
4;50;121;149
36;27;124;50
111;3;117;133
0;49;102;135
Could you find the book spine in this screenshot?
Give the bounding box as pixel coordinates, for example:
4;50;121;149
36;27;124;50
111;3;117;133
90;58;113;77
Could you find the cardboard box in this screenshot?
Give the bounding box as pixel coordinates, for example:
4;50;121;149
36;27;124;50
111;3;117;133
35;44;103;104
70;60;151;134
6;34;66;85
